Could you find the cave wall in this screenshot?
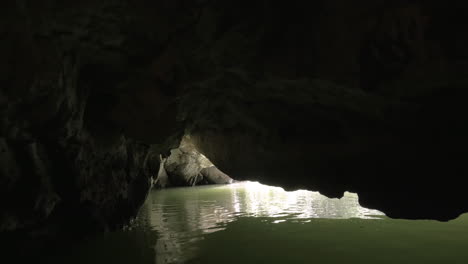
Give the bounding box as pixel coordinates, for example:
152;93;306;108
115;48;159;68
0;0;194;235
1;0;468;244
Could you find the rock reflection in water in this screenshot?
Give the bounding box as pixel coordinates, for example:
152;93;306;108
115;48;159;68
139;181;384;263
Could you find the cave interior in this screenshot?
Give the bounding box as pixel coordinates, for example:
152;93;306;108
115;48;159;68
1;0;468;261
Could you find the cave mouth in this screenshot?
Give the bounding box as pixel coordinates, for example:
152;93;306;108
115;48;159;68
3;1;468;263
46;183;468;264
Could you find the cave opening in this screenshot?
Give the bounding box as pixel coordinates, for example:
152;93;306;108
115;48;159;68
3;0;468;263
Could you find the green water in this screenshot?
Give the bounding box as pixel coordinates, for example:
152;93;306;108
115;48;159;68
52;182;468;264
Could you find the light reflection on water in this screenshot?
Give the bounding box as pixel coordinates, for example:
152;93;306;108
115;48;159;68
138;181;384;264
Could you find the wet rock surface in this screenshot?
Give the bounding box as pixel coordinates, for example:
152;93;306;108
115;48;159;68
200;166;234;185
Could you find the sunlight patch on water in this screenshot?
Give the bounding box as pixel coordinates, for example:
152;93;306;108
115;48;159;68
223;181;385;220
140;181;385;264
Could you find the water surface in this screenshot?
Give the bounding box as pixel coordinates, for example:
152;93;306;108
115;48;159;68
51;182;468;264
144;182;384;263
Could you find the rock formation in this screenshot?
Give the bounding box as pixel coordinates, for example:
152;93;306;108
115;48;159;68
159;136;233;187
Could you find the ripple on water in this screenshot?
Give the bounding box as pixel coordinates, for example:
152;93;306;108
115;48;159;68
138;181;385;263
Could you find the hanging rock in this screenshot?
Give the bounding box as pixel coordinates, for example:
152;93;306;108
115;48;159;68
164;147;233;187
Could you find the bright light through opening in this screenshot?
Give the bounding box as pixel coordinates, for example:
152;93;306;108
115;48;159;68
144;181;386;264
221;181;385;220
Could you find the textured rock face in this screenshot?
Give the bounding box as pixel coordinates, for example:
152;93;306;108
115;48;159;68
1;0;468;248
0;0;188;236
164;148;212;186
200;166;233;185
161;136;233;187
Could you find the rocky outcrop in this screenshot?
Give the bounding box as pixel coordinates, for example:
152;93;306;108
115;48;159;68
159;138;234;187
200;166;234;185
164;148;211;186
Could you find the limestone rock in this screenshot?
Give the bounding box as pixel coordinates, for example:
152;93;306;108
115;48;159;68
164;147;233;186
200;166;234;185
